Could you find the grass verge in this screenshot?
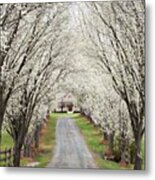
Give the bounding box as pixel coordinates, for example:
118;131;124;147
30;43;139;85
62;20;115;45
0;132;13;167
1;131;13;149
73;113;131;170
33;113;57;167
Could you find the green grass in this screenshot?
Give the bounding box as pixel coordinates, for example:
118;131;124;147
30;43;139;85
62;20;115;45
1;131;13;149
73;113;130;170
0;131;36;167
0;131;30;167
51;112;79;119
0;131;13;167
34;113;57;167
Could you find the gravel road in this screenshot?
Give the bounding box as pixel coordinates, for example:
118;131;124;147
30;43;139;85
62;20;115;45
47;118;97;169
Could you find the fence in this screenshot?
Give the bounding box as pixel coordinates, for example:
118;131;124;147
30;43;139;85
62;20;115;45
0;148;12;166
0;115;49;166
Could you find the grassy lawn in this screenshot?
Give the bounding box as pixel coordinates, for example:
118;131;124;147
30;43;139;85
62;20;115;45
0;131;32;167
0;131;13;167
0;114;58;167
1;131;13;149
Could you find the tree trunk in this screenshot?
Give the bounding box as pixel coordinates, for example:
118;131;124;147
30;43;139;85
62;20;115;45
0;121;2;146
120;137;130;166
101;130;108;144
0;106;5;146
134;134;142;170
103;131;108;141
13;144;22;167
108;132;115;151
125;101;144;170
61;106;63;113
34;125;40;148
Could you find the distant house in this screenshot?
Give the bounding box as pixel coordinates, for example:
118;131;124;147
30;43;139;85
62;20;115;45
57;93;79;113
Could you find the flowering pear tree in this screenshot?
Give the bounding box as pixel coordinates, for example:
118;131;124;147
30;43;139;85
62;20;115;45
76;1;145;169
0;3;74;166
0;1;145;169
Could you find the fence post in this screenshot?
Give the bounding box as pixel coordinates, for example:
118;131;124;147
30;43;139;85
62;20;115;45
5;148;7;165
0;148;12;166
8;148;12;166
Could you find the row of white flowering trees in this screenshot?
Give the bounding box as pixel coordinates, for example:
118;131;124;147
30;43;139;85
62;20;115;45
81;1;145;170
0;1;145;169
60;1;145;170
0;3;76;166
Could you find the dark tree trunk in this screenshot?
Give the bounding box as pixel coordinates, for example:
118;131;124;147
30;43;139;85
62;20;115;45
61;106;63;113
103;131;108;141
101;130;109;144
0;106;5;145
23;144;31;157
34;125;40;148
108;132;115;151
23;135;32;157
13;144;22;167
125;100;144;170
0;121;2;145
120;137;130;165
23;144;28;157
13;127;26;166
134;134;142;170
